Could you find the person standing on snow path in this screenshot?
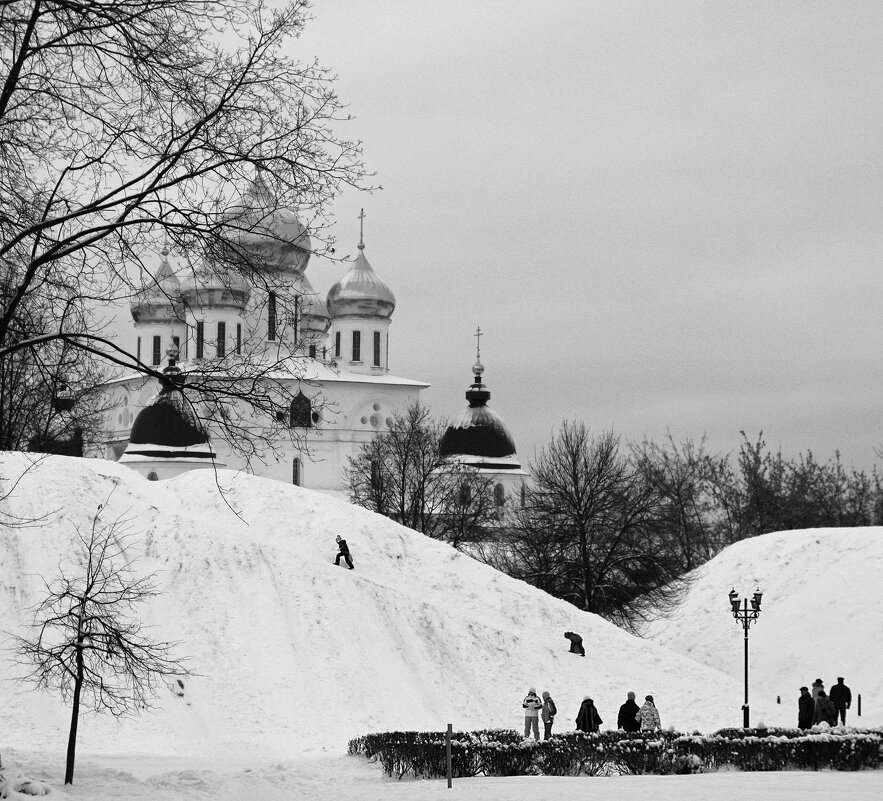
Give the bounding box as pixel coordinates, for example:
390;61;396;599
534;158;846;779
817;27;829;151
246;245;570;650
811;678;824;702
333;535;354;569
798;686;814;729
829;677;852;725
813;690;837;726
575;697;603;733
540;691;557;739
522;687;542;740
636;695;661;731
617;691;641;732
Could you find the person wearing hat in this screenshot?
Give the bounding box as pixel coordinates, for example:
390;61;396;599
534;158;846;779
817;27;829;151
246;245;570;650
813;690;837;726
333;535;354;569
636;695;661;731
829;677;852;725
522;687;543;739
798;686;814;729
811;678;824;702
540;691;557;739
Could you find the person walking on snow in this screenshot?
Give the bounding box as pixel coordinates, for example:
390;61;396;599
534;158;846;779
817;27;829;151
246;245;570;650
522;687;542;740
636;695;661;731
829;677;852;725
797;686;814;729
541;691;557;739
575;697;603;733
617;691;641;732
334;535;354;569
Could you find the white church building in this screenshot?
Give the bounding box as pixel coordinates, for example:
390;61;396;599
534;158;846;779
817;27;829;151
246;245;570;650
88;178;427;491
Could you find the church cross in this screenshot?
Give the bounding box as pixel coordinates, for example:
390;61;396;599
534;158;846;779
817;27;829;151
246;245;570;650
358;208;366;247
474;325;483;360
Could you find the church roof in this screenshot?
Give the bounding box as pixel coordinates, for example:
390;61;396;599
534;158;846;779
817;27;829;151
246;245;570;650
121;369;215;461
439;360;521;470
130;243;183;322
225;170;312;252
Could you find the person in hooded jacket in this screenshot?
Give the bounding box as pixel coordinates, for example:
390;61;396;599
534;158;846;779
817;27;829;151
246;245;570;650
636;695;661;731
540;691;557;739
798;686;814;729
813;690;838;726
522;687;542;740
575;697;603;733
617;691;641;732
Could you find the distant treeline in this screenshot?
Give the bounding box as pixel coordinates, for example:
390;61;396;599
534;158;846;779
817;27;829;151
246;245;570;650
346;406;883;631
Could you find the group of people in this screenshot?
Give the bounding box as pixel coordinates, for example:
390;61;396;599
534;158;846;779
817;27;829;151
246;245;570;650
798;677;852;728
522;689;661;740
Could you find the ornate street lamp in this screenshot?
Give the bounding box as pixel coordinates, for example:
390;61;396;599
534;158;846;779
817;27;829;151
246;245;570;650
728;587;763;728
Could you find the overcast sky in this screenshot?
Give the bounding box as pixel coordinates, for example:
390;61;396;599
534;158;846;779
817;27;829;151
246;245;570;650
296;0;883;471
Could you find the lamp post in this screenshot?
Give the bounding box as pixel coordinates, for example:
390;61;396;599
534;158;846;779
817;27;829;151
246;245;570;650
728;587;763;728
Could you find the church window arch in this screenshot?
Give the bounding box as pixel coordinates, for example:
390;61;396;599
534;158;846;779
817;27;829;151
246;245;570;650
290;391;312;427
459;483;471;506
292;457;302;486
147;471;159;482
494;483;505;507
352;330;361;362
520;483;526;508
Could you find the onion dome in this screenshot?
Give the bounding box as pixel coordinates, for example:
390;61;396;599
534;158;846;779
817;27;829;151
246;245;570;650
326;228;395;319
299;274;331;334
130;243;183;323
121;347;215;461
179;262;251;311
224;169;312;260
439;359;521;470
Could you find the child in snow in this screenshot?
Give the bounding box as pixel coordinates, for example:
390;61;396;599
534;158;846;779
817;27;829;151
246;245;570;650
334;535;354;569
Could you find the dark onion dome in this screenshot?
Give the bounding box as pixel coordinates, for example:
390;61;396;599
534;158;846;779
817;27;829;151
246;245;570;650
326;240;395;320
439;361;521;469
122;361;215;460
130;243;183;323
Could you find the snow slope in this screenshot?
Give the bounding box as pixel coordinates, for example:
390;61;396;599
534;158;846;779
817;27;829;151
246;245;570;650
642;527;883;726
0;452;749;763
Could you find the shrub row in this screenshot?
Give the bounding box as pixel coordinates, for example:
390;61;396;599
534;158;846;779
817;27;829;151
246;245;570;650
347;726;883;779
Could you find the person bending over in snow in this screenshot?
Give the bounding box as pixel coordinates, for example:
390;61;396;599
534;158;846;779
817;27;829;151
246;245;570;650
334;535;354;569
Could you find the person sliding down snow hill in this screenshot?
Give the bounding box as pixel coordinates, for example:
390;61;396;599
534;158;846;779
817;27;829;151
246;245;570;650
334;535;354;569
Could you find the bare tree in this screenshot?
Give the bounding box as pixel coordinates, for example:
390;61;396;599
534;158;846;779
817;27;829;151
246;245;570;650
13;502;187;785
0;0;364;457
506;422;687;632
344;403;498;548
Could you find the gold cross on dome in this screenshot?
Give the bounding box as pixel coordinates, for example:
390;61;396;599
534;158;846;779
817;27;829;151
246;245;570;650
358;208;366;247
474;325;483;360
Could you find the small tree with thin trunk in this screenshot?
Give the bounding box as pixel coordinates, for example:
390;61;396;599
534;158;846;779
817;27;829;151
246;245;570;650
13;503;187;785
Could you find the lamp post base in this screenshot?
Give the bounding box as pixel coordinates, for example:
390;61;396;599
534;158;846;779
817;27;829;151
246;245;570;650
742;704;750;729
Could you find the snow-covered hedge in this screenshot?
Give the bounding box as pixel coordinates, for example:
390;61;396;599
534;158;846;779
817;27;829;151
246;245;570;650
348;726;883;779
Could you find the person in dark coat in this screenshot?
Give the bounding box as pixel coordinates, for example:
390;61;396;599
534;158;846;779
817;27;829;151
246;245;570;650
798;686;814;729
334;535;354;569
812;690;837;726
829;677;852;725
811;678;824;702
564;631;585;656
575;697;603;733
617;691;641;732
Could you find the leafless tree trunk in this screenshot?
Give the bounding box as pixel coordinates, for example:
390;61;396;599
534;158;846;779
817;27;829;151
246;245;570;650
13;502;188;785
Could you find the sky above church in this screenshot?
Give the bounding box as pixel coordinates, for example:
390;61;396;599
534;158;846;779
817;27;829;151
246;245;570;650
300;1;883;471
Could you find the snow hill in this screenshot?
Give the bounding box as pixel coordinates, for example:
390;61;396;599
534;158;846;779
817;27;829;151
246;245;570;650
0;453;754;762
642;527;883;727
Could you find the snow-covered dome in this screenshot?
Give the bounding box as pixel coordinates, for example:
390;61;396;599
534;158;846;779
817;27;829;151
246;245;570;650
326;241;395;320
130;245;183;323
439;361;521;469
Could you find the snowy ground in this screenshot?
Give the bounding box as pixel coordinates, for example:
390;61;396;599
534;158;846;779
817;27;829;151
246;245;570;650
1;453;881;799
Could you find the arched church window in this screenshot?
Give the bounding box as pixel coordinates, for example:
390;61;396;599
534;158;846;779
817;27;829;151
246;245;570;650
292;457;301;486
147;471;159;482
290;391;311;427
520;483;526;508
459;483;471;506
494;483;505;507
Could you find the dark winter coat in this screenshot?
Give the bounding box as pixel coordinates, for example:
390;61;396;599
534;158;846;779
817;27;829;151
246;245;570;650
813;696;837;726
336;538;350;555
811;680;824;702
798;693;814;729
829;682;852;710
617;699;641;732
575;699;603;733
